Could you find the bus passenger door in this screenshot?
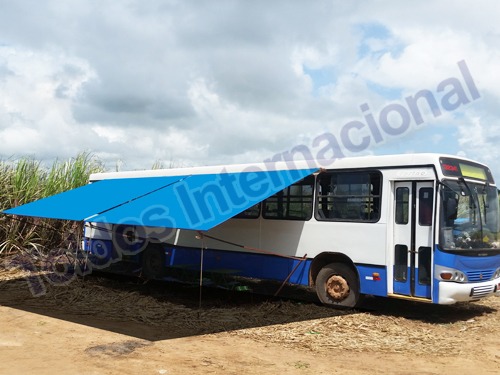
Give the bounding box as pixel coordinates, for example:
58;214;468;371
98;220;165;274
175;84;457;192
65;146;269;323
393;181;434;299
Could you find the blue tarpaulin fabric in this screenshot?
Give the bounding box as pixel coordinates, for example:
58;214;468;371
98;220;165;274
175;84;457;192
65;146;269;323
2;168;317;231
3;176;185;221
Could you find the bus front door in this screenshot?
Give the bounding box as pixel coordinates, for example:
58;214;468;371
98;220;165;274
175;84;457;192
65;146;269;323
393;181;434;299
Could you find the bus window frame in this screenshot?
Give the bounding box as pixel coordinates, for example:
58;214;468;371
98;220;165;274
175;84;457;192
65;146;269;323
262;175;315;221
314;170;383;223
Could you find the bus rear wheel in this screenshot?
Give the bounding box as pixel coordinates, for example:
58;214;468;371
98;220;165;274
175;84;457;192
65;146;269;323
315;263;360;308
142;245;166;279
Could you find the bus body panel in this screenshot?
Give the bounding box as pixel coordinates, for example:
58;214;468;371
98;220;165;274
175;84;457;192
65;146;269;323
176;218;388;265
84;236;391;297
81;153;500;306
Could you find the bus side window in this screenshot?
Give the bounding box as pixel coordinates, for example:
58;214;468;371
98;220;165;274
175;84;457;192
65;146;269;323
316;171;381;222
263;175;314;220
234;203;260;219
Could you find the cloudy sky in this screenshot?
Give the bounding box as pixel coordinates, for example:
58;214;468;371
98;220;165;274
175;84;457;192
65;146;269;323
0;0;499;178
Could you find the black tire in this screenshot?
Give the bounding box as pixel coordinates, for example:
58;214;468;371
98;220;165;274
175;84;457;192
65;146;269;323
315;263;361;308
113;224;148;255
141;245;167;279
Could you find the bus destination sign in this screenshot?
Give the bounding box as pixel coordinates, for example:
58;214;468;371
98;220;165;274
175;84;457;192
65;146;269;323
440;157;494;183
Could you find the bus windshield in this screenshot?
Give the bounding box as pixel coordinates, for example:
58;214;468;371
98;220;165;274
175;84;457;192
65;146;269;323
440;180;499;251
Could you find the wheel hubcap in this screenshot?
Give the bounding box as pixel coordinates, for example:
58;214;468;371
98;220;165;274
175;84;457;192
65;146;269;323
325;275;350;301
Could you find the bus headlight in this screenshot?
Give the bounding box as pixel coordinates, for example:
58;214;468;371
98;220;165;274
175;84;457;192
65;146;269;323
435;265;468;283
493;268;500;280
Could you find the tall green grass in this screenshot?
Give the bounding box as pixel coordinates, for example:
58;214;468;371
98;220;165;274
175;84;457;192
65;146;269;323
0;152;104;257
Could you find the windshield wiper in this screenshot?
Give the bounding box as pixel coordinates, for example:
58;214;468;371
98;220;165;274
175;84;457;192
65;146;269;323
458;177;483;239
457;178;473;201
482;182;490;224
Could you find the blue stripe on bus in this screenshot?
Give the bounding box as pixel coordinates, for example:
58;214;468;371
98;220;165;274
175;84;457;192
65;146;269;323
434;247;500;274
356;264;387;297
166;246;312;286
86;239;312;286
85;238;390;297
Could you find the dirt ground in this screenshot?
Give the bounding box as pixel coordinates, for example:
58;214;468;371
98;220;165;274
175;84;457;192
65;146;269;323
0;266;499;375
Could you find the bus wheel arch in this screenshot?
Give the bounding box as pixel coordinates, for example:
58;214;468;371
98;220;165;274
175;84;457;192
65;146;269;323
310;253;361;308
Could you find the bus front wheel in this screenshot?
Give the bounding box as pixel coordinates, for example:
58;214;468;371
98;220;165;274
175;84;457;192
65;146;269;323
315;263;360;308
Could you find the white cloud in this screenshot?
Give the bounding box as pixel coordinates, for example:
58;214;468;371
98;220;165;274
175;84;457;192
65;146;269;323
457;116;500;167
91;125;128;144
0;0;499;179
0;46;97;155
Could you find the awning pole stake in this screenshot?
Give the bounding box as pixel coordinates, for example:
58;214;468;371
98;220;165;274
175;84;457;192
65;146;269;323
274;253;308;298
197;233;206;311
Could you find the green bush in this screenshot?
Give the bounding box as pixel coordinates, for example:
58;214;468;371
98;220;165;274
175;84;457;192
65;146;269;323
0;152;104;257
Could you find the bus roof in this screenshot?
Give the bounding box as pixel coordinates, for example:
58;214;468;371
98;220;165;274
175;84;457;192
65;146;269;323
3;153;494;230
90;153;487;181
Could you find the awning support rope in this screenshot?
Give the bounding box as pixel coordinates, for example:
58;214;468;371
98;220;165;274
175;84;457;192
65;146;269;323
195;231;309;297
195;231;304;260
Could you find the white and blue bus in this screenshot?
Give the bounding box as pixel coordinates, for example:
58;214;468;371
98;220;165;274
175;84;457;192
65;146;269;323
77;153;500;308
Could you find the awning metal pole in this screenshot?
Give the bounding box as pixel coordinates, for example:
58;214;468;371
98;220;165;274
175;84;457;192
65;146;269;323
274;253;308;297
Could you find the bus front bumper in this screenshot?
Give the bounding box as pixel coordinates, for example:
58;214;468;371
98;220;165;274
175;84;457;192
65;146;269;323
438;278;500;304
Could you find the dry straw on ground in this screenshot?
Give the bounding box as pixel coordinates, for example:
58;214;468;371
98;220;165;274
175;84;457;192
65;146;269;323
0;265;498;356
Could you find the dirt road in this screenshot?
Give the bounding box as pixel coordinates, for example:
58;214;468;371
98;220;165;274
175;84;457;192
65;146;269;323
0;270;499;375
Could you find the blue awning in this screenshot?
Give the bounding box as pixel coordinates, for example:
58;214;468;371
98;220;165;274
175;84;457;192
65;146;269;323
2;168;317;231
